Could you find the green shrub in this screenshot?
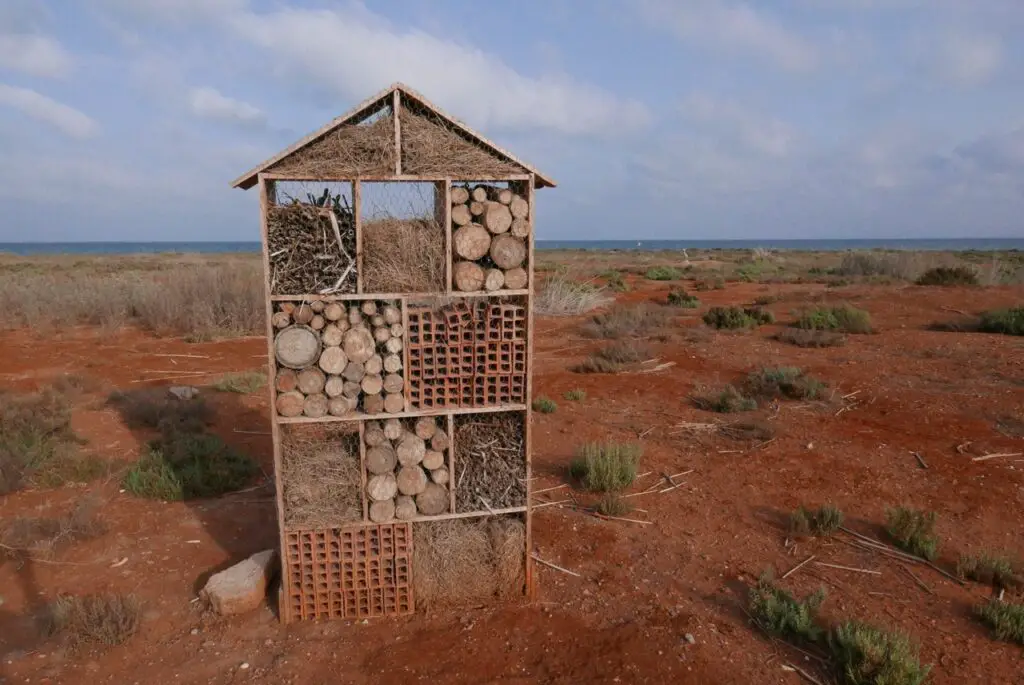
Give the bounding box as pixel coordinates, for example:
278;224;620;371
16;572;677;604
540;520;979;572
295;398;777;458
123;432;257;501
885;507;939;560
46;594;141;647
595;493;632;516
691;385;757;413
828;621;930;685
703;306;774;329
694;278;726;291
213;371;266;394
746;367;825;400
915;266;979;286
795;305;872;333
976;599;1024;644
790;504;844;537
979;307;1024;336
957;551;1018;587
748;574;825;643
645;266;682;281
569;442;641;491
667;288;700;308
775;328;847;348
563;389;586;401
601;270;629;292
532;397;557;414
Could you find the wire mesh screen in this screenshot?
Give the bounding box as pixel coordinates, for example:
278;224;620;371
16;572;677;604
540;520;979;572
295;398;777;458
359;182;445;294
267;181;356;296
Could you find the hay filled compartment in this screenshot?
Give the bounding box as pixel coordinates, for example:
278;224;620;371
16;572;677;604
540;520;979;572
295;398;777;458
273;298;406;418
281;423;363;529
453;411;526;513
268;182;357;296
362;415;453;522
412;514;526;608
450;181;530;294
359;182;446;293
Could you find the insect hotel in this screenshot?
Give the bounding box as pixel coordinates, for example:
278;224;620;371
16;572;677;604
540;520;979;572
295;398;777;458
231;83;554;622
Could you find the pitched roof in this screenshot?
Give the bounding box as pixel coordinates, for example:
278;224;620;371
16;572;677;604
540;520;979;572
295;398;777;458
231;82;556;189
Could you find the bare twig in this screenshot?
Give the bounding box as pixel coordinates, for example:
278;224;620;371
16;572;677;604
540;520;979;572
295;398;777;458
782;555;816;580
971;452;1022;462
593;513;652;526
814;561;881;575
782;663;826;685
532;555;581;577
900;564;934;595
840;526;963;585
532;499;572;510
533;484;568;495
912;452;928;469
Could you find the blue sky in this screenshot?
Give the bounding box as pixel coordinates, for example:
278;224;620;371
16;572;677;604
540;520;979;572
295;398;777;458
0;0;1022;241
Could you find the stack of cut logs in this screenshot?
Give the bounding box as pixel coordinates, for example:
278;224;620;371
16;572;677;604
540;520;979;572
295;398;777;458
364;416;450;522
272;299;405;417
451;185;529;293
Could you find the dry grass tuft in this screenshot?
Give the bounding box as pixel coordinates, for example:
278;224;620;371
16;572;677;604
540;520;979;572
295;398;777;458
46;594;141;647
570;442;641;491
748;573;826;643
885;507;939;560
534;274;610;316
957;551;1021;589
1;495;106;560
281;426;362;529
595;493;632;516
691;385;757;413
976;599;1024;644
828;621;931;685
361;218;445;293
774;328;847;348
413;517;525;608
213;371;266;394
582;303;673;338
746;367;825;401
400;108;525;176
573;340;652;374
269;113;395;177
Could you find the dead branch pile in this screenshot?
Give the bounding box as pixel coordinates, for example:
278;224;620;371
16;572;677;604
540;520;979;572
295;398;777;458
413;516;525;607
400;109;524;176
268;201;356;295
361;217;445;293
268;114;395;177
454;413;526;512
281;426;362;528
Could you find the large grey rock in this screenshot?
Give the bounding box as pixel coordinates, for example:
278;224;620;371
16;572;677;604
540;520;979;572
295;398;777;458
201;549;277;616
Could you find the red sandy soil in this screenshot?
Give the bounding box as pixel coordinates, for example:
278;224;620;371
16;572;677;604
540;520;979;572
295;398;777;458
1;280;1022;684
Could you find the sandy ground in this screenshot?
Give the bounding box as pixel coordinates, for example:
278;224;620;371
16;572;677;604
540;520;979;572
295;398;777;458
1;277;1022;684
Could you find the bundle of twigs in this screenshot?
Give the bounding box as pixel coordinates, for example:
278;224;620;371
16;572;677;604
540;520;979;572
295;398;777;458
268;191;356;295
454;413;526;511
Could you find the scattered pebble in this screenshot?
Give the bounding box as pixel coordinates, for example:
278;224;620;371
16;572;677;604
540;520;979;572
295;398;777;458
240;662;250;670
684;633;696;645
190;628;199;636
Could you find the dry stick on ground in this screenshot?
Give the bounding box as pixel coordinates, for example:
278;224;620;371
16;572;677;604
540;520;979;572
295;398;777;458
782;663;826;685
814;561;881;575
532;555;581;577
971;452;1022;462
593;513;652;526
912;451;929;469
532;499;572;510
900;563;935;595
532;484;569;495
839;526;964;585
782;554;816;580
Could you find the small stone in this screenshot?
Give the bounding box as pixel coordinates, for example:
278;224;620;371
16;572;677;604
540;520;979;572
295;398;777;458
684;633;696;645
240;662;250;670
190;628;199;636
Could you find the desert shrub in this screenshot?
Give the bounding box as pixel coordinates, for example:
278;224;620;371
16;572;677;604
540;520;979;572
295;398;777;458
667;288;700;308
122;432;257;501
775;328;847;348
1;496;106;560
573;340;652;374
107;389;213;435
46;594;141;647
213;371;266;394
835;251;927;281
976;599;1024;644
915;266;979;286
563;389;586;401
602;270;629;292
532;397;557;414
746;367;825;400
646;266;682;281
595;493;632;516
703;306;774;330
828;621;930;685
753;295;779;306
582;304;673;338
885;507;939;560
748;574;825;643
979;307;1024;336
957;551;1018;588
535;274;610;316
691;385;757;413
569;442;641;492
0;387;105;494
795;305;872;334
694;278;725;291
718;420;776;442
790;504;844;537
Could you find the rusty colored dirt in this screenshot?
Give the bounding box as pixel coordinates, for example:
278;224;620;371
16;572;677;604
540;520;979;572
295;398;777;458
1;276;1022;684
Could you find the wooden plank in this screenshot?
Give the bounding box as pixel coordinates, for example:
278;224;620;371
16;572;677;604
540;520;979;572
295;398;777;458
275;404;527;425
353;180;362;294
258;175;291;623
438;180;452;295
277;506;527;530
401;297;410;413
447;412;456;514
270;289;529;302
259;172;531;183
393;89;402;176
358;420;369;521
524;175;536;601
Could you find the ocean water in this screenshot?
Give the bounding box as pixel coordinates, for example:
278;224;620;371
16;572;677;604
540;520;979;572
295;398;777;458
0;238;1021;256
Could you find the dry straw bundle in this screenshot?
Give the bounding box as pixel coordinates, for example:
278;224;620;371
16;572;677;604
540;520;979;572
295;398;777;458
413;516;525;607
400;109;524;176
361;217;446;293
269;114;395;177
281;426;362;528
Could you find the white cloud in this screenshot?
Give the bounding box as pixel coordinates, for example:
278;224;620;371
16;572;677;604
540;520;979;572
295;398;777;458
189;86;264;125
0;33;72;78
935;33;1002;86
96;0;247;23
679;94;796;157
0;84;98;138
638;0;818;72
227;7;650;135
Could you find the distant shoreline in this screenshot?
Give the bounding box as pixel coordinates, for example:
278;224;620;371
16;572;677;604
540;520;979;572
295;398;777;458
0;238;1021;256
